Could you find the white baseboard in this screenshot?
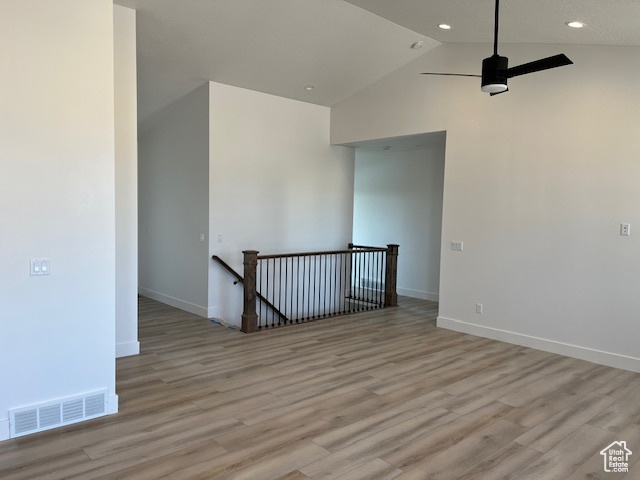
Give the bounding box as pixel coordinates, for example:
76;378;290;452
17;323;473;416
108;393;119;415
397;287;439;302
0;419;9;441
139;287;209;318
116;341;140;358
437;316;640;373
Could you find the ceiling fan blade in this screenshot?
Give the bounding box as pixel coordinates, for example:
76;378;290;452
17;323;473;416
490;87;509;96
420;73;481;78
506;54;573;78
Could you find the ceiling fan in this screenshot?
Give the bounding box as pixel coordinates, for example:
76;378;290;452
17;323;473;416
421;0;573;95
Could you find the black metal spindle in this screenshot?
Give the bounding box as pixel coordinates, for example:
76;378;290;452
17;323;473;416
327;254;332;316
272;258;276;327
367;250;372;307
294;256;299;322
284;256;288;324
332;253;337;316
380;251;384;307
317;254;322;318
356;250;362;311
322;254;326;317
258;260;262;327
375;251;380;307
311;254;316;319
301;255;306;322
290;257;294;322
338;253;342;315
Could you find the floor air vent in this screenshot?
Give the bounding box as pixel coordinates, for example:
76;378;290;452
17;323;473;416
9;389;108;438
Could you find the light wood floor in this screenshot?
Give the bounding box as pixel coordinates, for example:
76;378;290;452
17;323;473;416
1;297;640;479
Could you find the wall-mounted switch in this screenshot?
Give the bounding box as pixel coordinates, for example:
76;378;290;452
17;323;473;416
620;223;631;236
199;233;206;243
31;258;50;276
450;241;463;251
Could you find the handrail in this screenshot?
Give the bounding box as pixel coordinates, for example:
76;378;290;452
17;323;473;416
212;255;289;325
212;255;243;285
348;243;382;250
258;246;385;260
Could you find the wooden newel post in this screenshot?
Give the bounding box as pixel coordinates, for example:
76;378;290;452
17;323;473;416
384;244;399;307
241;250;259;333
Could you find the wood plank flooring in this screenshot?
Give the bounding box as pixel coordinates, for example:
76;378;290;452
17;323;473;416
1;296;639;479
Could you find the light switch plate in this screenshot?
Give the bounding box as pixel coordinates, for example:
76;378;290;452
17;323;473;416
31;258;50;276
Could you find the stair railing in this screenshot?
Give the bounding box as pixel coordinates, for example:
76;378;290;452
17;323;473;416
216;243;398;333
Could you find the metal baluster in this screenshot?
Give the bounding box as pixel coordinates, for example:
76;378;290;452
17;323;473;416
380;252;387;307
272;258;276;327
258;260;262;327
318;254;322;318
359;249;363;305
311;254;316;319
284;256;288;325
337;253;343;314
301;255;306;322
322;254;326;317
279;258;283;326
272;258;276;326
351;250;355;310
290;256;294;323
375;251;380;308
367;250;371;308
332;253;337;316
294;256;298;322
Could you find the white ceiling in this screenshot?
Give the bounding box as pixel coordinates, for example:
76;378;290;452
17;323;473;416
345;0;640;46
341;132;446;152
114;0;640;128
114;0;436;127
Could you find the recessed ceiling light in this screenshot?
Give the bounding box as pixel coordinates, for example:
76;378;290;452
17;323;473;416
304;85;315;91
411;41;424;49
438;24;452;30
566;21;585;28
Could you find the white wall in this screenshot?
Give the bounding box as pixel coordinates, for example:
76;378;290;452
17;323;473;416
353;139;445;301
208;82;355;325
114;5;139;358
138;84;210;316
332;43;640;372
0;0;118;440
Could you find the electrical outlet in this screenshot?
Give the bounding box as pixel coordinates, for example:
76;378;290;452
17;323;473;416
450;241;463;251
476;303;483;314
620;223;631;236
217;234;223;243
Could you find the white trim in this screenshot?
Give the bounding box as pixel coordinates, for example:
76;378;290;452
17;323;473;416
116;341;140;358
436;316;640;373
108;394;119;415
138;287;209;318
0;419;9;441
397;287;439;302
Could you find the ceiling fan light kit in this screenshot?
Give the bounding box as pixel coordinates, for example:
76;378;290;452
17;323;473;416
480;55;508;93
422;0;573;96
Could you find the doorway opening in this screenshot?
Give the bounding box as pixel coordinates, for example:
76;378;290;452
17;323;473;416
345;131;446;307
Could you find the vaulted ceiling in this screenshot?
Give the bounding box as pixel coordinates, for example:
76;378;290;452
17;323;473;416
114;0;640;127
